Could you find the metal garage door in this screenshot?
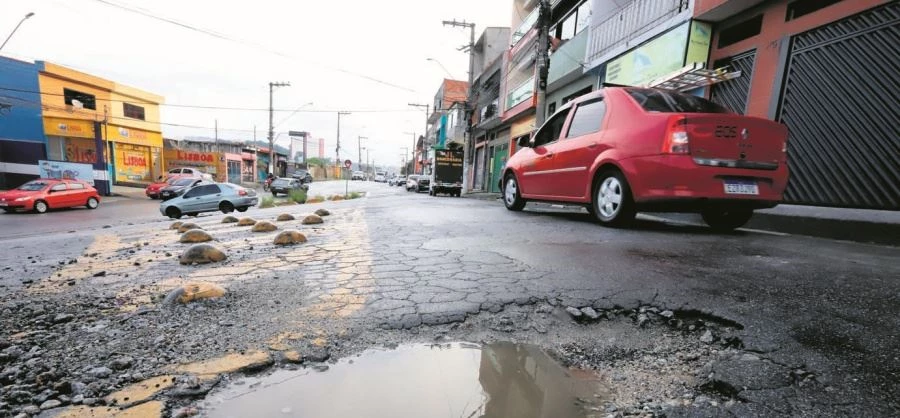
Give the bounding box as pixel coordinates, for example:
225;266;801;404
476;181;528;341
776;2;900;209
710;50;756;114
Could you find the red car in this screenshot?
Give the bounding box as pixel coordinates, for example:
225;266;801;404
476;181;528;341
501;87;789;231
145;176;179;199
0;179;101;213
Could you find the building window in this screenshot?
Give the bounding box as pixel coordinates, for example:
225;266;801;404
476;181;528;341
786;0;843;21
553;0;592;41
123;103;145;120
513;8;539;45
63;88;96;110
718;15;764;48
562;86;592;105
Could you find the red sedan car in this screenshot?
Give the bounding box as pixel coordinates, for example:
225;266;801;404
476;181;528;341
501;87;789;231
145;176;179;199
0;179;101;213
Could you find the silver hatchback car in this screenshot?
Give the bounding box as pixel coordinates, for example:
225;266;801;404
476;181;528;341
160;182;258;219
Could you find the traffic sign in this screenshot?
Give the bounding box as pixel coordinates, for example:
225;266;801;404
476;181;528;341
344;159;352;169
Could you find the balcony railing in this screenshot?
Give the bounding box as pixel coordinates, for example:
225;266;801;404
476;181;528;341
587;0;691;66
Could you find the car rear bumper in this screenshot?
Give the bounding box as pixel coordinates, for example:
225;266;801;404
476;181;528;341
621;155;788;206
234;197;259;207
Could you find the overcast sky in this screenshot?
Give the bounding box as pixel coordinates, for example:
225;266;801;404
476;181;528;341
1;0;513;169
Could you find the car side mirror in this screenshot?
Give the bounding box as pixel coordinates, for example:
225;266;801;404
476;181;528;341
517;136;531;148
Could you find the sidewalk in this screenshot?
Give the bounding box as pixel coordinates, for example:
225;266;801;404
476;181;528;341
462;192;899;246
110;184;148;200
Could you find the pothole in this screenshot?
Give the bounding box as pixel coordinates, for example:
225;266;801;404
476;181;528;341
202;342;608;417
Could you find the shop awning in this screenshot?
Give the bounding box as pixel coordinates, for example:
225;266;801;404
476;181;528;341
644;62;742;92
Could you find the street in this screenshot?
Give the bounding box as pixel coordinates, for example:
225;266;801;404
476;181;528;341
0;180;896;417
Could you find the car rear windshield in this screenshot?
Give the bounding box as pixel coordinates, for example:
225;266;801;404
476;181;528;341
18;181;49;191
272;179;291;186
625;88;730;114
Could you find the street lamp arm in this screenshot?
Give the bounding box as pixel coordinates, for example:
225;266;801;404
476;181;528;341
0;12;35;52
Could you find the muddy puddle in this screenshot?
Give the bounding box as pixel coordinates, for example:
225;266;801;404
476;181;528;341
204;342;607;418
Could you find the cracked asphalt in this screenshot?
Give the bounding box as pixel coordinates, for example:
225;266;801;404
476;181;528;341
0;180;897;417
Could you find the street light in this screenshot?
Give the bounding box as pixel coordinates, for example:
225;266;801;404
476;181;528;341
1;12;35;52
426;58;456;79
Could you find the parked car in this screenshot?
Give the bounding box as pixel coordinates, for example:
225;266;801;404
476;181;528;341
270;177;309;196
374;171;387;183
159;177;206;201
0;179;101;214
160;182;257;219
406;175;429;192
145;176;179;199
351;171;366;181
389;175;406;186
500;87;789;231
290;169;313;183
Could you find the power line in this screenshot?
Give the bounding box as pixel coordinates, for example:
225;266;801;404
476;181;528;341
85;0;418;93
0;87;418;113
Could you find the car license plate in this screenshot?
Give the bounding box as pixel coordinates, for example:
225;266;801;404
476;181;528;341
724;180;759;195
250;198;258;205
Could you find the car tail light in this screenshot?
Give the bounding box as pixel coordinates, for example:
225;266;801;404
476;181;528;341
662;115;690;154
238;189;248;196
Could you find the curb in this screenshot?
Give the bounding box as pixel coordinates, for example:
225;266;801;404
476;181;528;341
746;212;900;246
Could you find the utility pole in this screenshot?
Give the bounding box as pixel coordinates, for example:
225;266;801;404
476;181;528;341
336;111;351;167
0;12;35;52
268;81;290;175
357;136;367;172
443;18;476;193
408;103;429;174
535;0;551;127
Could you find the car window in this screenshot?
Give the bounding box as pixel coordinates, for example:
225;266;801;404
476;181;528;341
533;108;569;147
183;168;194;174
183;184;215;198
273;179;290;186
18;181;49;191
625;88;730;113
50;184;67;192
68;183;85;190
566;99;607;138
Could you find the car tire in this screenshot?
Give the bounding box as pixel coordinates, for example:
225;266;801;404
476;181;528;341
236;206;248;212
166;206;182;219
271;191;278;197
86;197;99;209
701;207;753;231
219;201;235;214
2;208;13;213
591;170;636;227
503;173;526;211
33;200;48;214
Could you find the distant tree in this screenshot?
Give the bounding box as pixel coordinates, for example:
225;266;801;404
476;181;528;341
306;157;331;166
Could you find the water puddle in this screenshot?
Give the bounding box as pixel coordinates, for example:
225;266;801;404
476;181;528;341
204;342;607;418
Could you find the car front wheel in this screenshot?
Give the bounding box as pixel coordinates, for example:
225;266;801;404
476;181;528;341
33;200;48;214
166;206;182;219
86;197;99;209
592;170;636;227
503;173;526;211
701;207;753;231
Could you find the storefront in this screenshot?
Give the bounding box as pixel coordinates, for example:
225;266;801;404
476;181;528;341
44;117;100;165
224;153;243;184
106;126;163;185
163;149;225;179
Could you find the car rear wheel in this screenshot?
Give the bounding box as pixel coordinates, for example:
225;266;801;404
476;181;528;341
86;197;99;209
219;201;235;214
503;173;526;211
33;200;48;214
166;206;182;219
2;208;13;213
592;170;635;227
701;207;753;231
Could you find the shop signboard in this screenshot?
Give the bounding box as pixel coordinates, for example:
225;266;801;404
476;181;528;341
38;160;94;185
605;20;711;87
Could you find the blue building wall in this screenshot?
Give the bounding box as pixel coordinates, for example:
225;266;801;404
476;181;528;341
0;57;47;189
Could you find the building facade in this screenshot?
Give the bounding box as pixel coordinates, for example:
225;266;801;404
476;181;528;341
697;0;898;210
0;57;46;190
